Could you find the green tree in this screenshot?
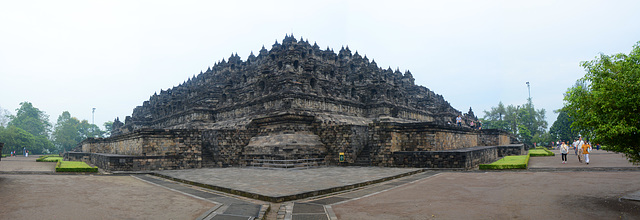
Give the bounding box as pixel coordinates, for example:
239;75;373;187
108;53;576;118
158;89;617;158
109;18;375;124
481;102;510;131
52;111;105;152
549;109;579;142
8;102;51;137
5;102;55;154
78;119;104;138
563;41;640;163
0;125;35;154
103;121;113;137
482;99;548;146
52;111;83;152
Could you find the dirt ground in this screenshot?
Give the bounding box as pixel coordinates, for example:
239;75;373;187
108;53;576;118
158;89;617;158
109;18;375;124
0;174;214;220
333;171;640;220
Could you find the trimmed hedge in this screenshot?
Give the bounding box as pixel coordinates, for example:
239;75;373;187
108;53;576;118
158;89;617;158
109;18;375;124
56;161;98;173
529;148;555;157
36;156;63;162
479;155;530;170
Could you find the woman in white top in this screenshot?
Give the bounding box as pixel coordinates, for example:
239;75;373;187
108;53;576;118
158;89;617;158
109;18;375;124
560;141;569;164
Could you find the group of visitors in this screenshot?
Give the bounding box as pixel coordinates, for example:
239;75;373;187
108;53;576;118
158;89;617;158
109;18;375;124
8;149;28;157
447;115;481;129
559;136;593;164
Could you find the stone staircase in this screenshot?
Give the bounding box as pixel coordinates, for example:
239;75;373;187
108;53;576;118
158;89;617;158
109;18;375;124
352;145;372;166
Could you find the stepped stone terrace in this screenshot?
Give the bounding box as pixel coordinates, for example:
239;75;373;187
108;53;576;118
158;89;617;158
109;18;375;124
68;35;521;171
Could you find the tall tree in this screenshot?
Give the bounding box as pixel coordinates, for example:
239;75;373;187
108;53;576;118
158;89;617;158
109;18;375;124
563;41;640;163
52;111;83;152
78;119;104;138
8;102;51;137
52;111;105;152
5;102;55;154
0;125;35;154
482;99;548;146
549;109;579;142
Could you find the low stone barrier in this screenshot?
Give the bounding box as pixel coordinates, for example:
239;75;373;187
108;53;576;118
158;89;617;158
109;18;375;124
391;144;524;169
65;152;201;172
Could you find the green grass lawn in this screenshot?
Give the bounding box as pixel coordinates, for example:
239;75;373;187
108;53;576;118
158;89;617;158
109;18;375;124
56;161;98;173
479;155;530;170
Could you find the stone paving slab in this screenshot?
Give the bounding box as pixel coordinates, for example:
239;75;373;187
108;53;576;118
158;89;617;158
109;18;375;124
134;174;264;220
529;149;639;169
155;166;421;202
0;155;56;173
0;174;214;219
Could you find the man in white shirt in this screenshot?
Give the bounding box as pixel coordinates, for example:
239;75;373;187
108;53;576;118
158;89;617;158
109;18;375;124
576;136;585;163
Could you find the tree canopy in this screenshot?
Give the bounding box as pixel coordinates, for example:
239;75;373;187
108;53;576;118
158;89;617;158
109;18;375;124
562;41;640;163
482;99;549;146
1;102;56;154
549;109;579;143
8;102;51;137
1;102;107;154
52;111;105;152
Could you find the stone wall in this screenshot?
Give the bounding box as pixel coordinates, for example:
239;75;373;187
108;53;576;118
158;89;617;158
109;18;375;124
311;124;369;164
75;129;203;171
66;152;200;171
367;122;512;166
74;116;517;171
202;129;254;167
390;144;524;169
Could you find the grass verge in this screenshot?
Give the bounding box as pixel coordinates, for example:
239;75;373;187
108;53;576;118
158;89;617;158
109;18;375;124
56;161;98;173
479;155;530;170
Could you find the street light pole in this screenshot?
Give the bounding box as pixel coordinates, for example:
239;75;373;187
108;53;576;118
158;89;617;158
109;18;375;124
92;108;96;125
526;82;530;100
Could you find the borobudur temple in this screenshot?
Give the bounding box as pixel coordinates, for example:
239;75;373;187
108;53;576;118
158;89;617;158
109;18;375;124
68;35;521;171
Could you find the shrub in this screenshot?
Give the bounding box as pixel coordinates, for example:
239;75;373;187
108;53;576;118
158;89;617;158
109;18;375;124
529;148;555;157
55;161;98;173
36;155;63;162
479;155;530;170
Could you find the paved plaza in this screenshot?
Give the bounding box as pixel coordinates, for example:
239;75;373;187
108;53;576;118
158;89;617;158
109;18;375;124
1;150;639;220
156;167;421;200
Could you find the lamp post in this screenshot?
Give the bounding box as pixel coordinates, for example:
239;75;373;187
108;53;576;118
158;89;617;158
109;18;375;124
92;108;96;125
526;82;530;101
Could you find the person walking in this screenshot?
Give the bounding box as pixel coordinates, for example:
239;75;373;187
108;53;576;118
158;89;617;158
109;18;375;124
572;139;578;155
582;141;592;165
560;141;569;164
576;137;585;163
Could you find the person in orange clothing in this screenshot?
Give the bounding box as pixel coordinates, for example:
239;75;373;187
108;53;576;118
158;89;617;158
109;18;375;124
582;141;592;165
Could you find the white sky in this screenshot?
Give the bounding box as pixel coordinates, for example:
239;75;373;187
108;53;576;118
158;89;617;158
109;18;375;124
1;0;639;130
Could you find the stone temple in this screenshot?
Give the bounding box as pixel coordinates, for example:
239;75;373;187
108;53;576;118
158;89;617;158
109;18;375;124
68;35;521;171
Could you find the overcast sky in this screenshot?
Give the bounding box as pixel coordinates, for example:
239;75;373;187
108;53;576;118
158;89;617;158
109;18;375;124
1;0;639;131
